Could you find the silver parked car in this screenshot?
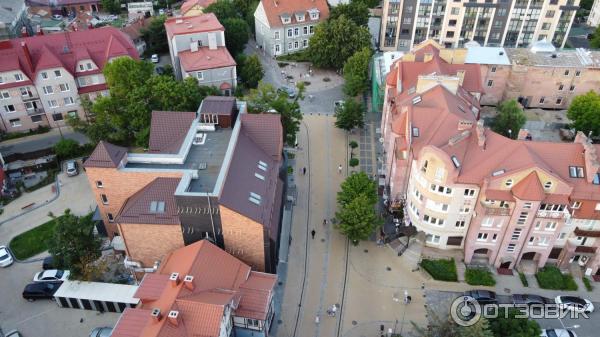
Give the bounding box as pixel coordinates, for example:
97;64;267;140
66;160;78;176
89;327;113;337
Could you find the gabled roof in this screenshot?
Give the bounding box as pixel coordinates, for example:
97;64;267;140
117;178;181;225
511;171;546;201
84;141;127;168
178;47;236;72
199;96;236;115
258;0;329;28
164;13;223;39
148;111;196;154
180;0;216;14
240;114;283;161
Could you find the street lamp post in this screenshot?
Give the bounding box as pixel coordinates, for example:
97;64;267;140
557;316;580;337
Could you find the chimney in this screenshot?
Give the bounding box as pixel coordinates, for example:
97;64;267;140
457;120;473;131
21;42;34;73
169;272;180;286
476;120;486;148
168;311;180;326
183;275;195;290
151;308;162;321
36;25;43;36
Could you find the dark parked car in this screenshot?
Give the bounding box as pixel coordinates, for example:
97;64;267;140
512;294;551;306
464;290;497;305
42;256;54;270
23;282;60;301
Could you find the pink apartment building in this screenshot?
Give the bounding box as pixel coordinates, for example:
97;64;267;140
382;41;600;277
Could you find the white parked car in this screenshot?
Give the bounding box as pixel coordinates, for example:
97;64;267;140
151;54;159;63
555;295;594;313
33;269;70;283
0;246;14;267
541;328;577;337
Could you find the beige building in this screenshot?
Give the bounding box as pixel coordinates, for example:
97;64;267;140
381;0;580;51
588;0;600;27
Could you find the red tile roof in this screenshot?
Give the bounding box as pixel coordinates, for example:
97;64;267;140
259;0;329;28
148;111;196;154
511;171;545;201
181;0;216;14
117;177;181;225
135;274;170;301
178;47;236;72
84;141;127;168
199;96;236;115
112;240;275;337
0;27;137;80
164;14;223;40
111;308;152;337
485;189;515;202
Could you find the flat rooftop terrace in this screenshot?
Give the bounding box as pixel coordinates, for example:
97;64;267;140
125;128;233;193
505;48;600;68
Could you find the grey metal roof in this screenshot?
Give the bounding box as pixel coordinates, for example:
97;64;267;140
84;141;127;168
116;177;180;225
148;111;196;154
199;96;236;115
0;0;25;24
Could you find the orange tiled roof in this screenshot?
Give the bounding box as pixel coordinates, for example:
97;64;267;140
259;0;329;28
511;171;546;201
164;13;223;39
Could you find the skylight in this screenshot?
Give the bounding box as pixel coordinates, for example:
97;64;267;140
150;201;165;213
255;172;265;180
492;169;505;177
451;155;461;168
412;96;422;105
258;161;268;171
249;192;262;205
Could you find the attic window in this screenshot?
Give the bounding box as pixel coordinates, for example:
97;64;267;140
593;173;600;185
569;166;584;178
492;169;505;177
412;127;419;137
258;161;268;171
150;201;166;213
408;86;416;94
296;13;305;22
412;96;422;105
255;172;265;181
249;192;262;205
451;155;460;168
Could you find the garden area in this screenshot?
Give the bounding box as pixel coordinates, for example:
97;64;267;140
420;258;458;282
465;268;496;286
9;216;61;260
535;266;578;290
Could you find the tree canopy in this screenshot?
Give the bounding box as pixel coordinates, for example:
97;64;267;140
237;54;264;88
329;0;369;26
491;100;526;139
48;210;102;281
335;99;364;131
567;91;600;138
69;58;219;146
337;172;377;207
590;26;600;49
308;15;372;69
245;82;304;146
336;194;382;244
222;18;250;56
140;15;169;56
412;309;494;337
488;308;541;337
343;47;372;96
205;0;239;20
101;0;121;14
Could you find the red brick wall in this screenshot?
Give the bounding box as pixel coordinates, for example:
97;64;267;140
219;205;265;271
118;222;184;267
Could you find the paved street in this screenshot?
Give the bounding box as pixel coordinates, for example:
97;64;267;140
0;127;89;157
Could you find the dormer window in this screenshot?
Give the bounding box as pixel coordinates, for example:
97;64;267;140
569;166;584;178
281;14;291;24
308;8;320;20
296;13;305;22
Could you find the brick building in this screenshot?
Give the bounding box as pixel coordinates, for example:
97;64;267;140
84;99;286;273
0;27;138;134
381;40;600;277
111;240;277;337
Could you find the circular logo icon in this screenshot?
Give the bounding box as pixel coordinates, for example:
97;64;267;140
450;296;482;326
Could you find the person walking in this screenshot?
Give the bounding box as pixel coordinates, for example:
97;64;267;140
311;229;316;239
323;219;327;226
303;167;306;175
338;164;343;174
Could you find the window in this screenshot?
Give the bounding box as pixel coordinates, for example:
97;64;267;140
505;179;513;187
303;26;308;35
41;72;48;79
556;97;563;105
310;12;319;20
546;10;555;18
507;243;516;252
429;183;452;195
48;100;58;108
545;222;557;231
446;31;455;38
43;85;53;95
101;194;108;204
0;91;8;99
455;220;465;228
464;189;475;197
0;76;3;83
559;232;567;239
492;234;498;242
538;236;549;246
426;234;440;244
107;213;114;222
564;70;570;76
487;80;493;87
482;217;494;227
543;181;552;189
59;83;70;92
96;181;103;188
196;72;203;80
572;201;582;209
523;202;532;209
460;207;470;213
20;87;30;97
576;70;581;77
294;28;299;36
294;41;299;49
14;73;24;81
539;96;545;104
67;110;77;118
421;160;428;172
9;118;21;127
412;127;420;137
3;104;15;113
570;85;575;92
477;233;488;241
435;167;445;180
303;40;308;48
451;8;460;15
79;64;85;71
288;42;292;50
309;26;314;34
449;19;457;26
542;22;551;30
282;16;290;24
64;97;74;105
52;113;63;121
511;228;522;240
558;84;564;91
296;14;304;22
569;166;584;178
517;211;528;225
87;63;93;70
403;17;412;24
287;29;292;37
54;70;62;77
491;66;497;73
30;115;43;123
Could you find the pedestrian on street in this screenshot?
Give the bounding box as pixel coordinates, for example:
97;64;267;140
303;167;306;175
338;164;342;174
311;229;316;239
323;219;327;226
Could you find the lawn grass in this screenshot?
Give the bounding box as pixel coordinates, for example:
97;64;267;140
535;266;578;291
9;217;59;260
420;258;458;282
519;272;529;287
583;277;593;291
465;268;496;286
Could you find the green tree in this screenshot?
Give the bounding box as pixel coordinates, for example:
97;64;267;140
101;0;121;14
48;210;102;280
246;1;259;34
222;18;250;56
343;47;372;96
488;308;541;337
412;309;494;337
141;15;168;55
567;91;600;138
335;99;364;131
330;0;369;26
337;171;378;207
308;15;372;69
237;54;264;88
205;0;239;20
590;25;600;49
355;0;380;8
335;194;382;244
54;138;81;160
491;100;526;139
245;81;304;146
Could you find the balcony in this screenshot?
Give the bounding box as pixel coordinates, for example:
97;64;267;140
536;210;569;219
22;92;39;101
573;227;600;238
27;108;45;116
575;245;597;254
484;207;511;216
